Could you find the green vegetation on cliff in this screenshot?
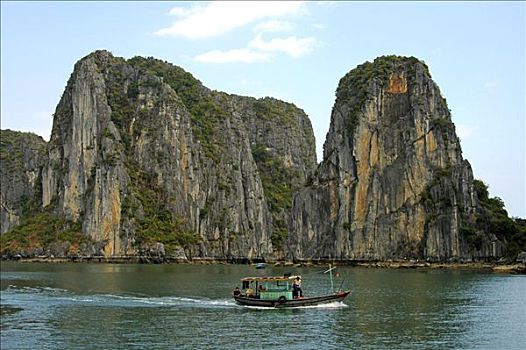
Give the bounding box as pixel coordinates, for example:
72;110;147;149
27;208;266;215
252;145;293;212
253;98;297;124
126;166;200;254
105;65;135;152
335;55;427;135
0;206;90;257
127;56;227;162
251;144;292;248
469;180;526;258
0;130;46;172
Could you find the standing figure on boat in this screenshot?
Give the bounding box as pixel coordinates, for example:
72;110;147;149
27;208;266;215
233;287;242;297
293;277;303;299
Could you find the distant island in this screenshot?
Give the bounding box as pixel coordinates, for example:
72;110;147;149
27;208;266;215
1;50;525;266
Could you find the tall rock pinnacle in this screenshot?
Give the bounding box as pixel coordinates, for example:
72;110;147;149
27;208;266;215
288;56;503;261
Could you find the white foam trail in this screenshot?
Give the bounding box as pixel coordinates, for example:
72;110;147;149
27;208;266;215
240;301;348;310
301;301;348;309
58;294;237;309
4;285;69;294
4;285;239;309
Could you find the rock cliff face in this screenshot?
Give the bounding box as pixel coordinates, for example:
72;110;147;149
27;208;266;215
0;130;47;233
2;52;517;261
37;50;316;258
229;95;317;258
288;56;503;261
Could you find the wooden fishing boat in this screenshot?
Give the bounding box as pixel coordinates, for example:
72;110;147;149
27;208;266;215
233;272;351;308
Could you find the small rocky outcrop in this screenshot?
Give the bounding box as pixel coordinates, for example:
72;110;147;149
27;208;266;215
0;130;47;233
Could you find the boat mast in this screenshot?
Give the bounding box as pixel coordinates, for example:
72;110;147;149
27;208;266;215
324;264;336;293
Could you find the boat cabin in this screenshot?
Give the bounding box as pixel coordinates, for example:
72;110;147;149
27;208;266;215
239;275;301;301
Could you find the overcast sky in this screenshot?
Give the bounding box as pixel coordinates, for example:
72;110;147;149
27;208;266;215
1;1;524;217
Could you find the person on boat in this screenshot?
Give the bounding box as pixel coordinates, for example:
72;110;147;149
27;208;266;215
246;288;255;298
233;287;242;297
293;277;303;299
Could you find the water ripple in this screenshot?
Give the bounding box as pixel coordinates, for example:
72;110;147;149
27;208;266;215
2;264;525;350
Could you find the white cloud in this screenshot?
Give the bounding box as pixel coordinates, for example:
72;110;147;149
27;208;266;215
168;6;191;17
169;1;321;63
249;34;318;58
156;1;306;39
313;23;325;30
457;124;476;140
195;33;318;63
195;48;272;63
253;20;293;33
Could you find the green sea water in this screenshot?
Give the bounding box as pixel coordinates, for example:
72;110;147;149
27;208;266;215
1;262;525;349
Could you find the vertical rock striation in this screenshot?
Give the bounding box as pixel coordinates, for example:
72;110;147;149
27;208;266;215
229;95;317;258
288;56;503;262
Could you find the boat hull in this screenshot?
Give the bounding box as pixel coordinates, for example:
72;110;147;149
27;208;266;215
234;290;351;308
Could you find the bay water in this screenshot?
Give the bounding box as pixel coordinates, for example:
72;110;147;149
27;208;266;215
1;262;524;349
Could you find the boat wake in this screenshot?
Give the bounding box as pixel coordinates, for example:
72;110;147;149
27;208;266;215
3;285;349;311
2;285;237;309
242;301;348;310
